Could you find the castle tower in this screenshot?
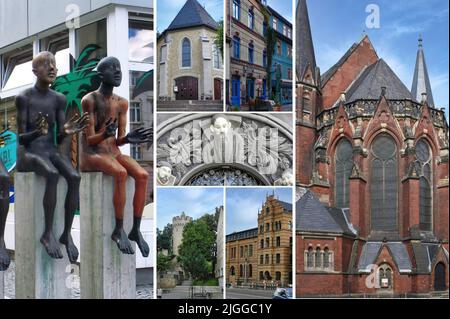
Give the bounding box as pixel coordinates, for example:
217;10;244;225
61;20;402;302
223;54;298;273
172;212;193;257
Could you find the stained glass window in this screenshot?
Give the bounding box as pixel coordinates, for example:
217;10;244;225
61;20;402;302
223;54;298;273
370;134;398;231
416;139;432;231
335;139;353;208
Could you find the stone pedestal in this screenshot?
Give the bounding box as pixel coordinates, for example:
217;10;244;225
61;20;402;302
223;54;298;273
80;173;136;299
14;173;71;299
0;271;4;299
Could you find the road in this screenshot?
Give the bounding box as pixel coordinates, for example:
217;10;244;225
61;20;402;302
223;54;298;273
226;287;274;299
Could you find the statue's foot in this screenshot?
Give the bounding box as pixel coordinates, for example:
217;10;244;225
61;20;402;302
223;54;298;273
60;233;79;263
0;241;10;271
128;229;149;257
111;228;135;255
40;232;63;259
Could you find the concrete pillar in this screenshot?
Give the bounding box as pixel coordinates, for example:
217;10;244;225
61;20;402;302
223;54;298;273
14;173;71;299
0;271;4;299
80;173;136;299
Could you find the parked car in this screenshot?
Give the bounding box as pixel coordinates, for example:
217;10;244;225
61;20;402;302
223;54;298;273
272;287;293;299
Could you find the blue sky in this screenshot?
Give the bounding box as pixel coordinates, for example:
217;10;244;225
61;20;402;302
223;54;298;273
157;0;224;33
226;188;292;234
268;0;293;23
306;0;449;116
157;188;224;229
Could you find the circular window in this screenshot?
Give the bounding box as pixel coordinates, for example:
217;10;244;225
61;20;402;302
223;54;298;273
416;139;431;162
372;134;396;159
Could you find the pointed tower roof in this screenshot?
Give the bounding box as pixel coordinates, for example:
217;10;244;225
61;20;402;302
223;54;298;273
411;36;435;107
346;59;414;103
166;0;218;32
296;0;317;80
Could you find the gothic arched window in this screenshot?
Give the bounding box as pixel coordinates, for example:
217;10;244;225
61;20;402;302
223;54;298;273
416;139;432;231
315;248;322;269
181;38;191;67
335;139;353;208
302;92;311;113
323;248;330;269
370;134;398;231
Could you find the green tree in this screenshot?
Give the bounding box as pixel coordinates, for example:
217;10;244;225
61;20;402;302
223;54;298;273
157;253;173;273
178;219;215;280
157;223;173;253
214;20;224;59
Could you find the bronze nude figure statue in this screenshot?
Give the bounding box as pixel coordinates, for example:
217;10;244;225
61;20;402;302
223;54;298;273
80;56;151;257
16;51;89;262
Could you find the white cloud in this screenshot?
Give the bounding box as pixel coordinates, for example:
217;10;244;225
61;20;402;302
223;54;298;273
129;29;153;63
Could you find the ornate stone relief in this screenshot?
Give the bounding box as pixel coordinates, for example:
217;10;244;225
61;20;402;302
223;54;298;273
157;113;293;186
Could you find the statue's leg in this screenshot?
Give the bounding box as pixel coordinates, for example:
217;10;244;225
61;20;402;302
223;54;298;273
84;154;134;254
50;153;80;263
0;161;11;270
21;153;63;259
116;154;150;257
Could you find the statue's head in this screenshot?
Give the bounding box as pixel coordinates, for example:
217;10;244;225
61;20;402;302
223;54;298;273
157;161;173;181
210;114;231;135
281;169;293;185
32;51;57;85
96;56;122;87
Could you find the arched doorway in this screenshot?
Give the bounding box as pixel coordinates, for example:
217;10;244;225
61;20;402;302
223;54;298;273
214;78;223;100
175;76;198;100
434;262;446;291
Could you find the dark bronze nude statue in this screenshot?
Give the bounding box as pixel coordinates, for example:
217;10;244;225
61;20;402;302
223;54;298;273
0;131;12;271
80;56;151;257
16;51;89;263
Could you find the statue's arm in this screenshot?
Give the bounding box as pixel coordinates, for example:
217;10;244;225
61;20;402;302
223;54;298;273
116;98;128;146
82;96;105;146
16;94;40;146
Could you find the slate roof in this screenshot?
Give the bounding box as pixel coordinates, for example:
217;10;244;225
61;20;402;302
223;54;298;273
296;191;355;236
411;38;435;107
358;242;412;273
278;200;293;212
296;0;317;80
226;228;258;242
345;59;416;103
166;0;218;33
412;242;443;274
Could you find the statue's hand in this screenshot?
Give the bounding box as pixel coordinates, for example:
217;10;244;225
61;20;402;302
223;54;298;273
0;128;11;147
124;127;152;144
64;112;90;135
36;112;49;136
103;118;118;138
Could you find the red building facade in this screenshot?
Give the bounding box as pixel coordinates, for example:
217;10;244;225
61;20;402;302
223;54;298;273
295;0;449;297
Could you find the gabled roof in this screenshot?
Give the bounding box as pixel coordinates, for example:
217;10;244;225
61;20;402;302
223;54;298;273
321;42;359;86
166;0;218;33
296;0;317;80
358;242;412;273
411;37;435;107
296;191;355;236
345;59;416;103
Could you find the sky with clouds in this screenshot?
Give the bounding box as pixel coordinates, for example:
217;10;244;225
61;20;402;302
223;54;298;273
306;0;449;116
157;188;224;229
268;0;293;23
226;188;292;234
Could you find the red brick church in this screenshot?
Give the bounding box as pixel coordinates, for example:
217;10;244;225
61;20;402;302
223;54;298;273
295;0;449;297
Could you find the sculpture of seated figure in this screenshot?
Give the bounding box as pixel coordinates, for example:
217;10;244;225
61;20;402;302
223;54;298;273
80;56;152;257
15;51;89;262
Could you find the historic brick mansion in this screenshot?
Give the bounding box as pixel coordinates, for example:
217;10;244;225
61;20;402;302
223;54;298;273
295;0;449;297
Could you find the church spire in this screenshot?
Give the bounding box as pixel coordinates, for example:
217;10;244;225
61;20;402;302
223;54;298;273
296;0;317;81
411;35;435;107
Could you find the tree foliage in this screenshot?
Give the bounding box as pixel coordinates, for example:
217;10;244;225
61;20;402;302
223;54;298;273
157;223;173;254
214;20;224;59
157;252;173;273
178;219;216;280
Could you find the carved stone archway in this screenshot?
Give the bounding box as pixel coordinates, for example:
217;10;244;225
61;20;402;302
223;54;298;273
157;113;293;186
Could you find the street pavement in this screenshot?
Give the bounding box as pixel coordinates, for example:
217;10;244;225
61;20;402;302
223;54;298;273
226;287;274;299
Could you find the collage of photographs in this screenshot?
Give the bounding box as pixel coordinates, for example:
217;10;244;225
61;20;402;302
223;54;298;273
0;0;448;301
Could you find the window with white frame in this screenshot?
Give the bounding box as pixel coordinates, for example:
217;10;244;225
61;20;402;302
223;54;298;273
213;44;221;69
272;17;277;30
130;102;142;123
131;144;142;160
1;46;34;91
